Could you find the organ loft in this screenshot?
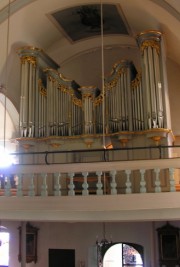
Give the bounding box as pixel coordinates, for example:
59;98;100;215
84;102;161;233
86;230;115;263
16;30;174;164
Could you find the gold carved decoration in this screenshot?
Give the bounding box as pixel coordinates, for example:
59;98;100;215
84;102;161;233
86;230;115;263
47;76;82;107
94;93;104;106
48;75;56;83
131;72;142;89
140;40;160;54
59;72;73;82
82;93;94;99
20;56;37;66
150;136;163;146
72;96;82;107
105;68;127;91
38;79;47;97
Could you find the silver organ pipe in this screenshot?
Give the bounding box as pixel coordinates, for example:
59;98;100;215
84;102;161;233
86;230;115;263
44;69;83;137
19;56;37;138
104;60;133;133
79;87;97;135
137;30;164;129
19;60;25;137
71;96;82;135
131;73;144;131
38;80;42;137
23;60;28;133
38;80;47;137
94;93;103;134
46;75;53;136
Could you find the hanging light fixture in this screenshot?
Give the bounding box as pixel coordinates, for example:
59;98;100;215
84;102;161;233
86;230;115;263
96;222;112;266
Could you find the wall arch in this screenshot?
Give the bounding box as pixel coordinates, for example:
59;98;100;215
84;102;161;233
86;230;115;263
0;93;19;151
100;242;144;267
0;225;10;267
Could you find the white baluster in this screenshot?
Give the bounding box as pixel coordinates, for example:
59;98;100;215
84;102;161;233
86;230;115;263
4;175;11;196
82;172;89;196
96;171;103;195
16;174;23;197
125;170;132;194
140;169;146;193
41;173;48;196
169;168;176;192
154;168;161;192
110;170;117;195
54;173;61;196
68;172;75;196
28;173;35;197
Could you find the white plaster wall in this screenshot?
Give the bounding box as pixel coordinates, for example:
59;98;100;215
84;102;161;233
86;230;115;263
60;46;140;91
166;59;180;136
2;220;174;267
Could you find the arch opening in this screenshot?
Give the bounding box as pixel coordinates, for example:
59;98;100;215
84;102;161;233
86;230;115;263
102;243;143;267
0;226;10;267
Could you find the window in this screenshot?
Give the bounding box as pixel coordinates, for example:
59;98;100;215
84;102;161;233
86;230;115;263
0;227;10;267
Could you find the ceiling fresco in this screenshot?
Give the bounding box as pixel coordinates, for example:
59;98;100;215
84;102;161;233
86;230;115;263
50;4;130;42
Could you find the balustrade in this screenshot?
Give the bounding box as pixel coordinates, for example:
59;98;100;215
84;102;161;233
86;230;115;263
0;158;178;197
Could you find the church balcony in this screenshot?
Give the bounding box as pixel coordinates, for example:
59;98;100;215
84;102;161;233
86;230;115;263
0;146;180;223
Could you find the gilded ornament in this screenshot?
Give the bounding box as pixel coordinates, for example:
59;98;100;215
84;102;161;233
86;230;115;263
105;68;127;91
82;93;93;99
48;75;56;83
20;56;36;66
131;72;142;89
72;97;82;107
140;40;160;54
38;79;47;96
93;93;104;106
59;72;73;82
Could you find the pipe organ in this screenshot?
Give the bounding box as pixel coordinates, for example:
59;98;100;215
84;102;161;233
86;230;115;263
17;30;173;150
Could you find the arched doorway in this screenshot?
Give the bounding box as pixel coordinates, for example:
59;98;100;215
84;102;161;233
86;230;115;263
0;226;10;267
98;242;144;267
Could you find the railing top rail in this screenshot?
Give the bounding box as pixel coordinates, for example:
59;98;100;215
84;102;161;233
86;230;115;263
9;144;180;156
7;144;180;164
1;157;180;174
